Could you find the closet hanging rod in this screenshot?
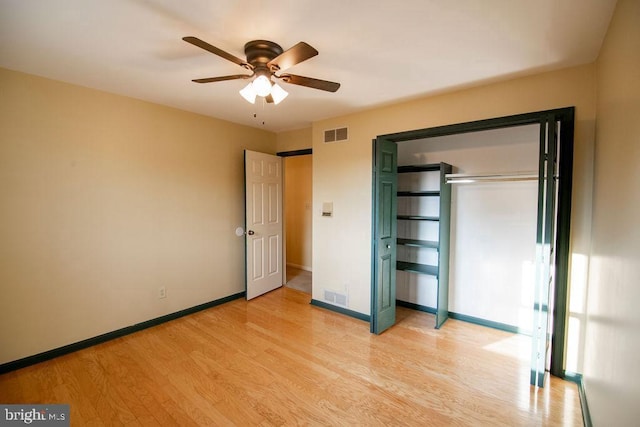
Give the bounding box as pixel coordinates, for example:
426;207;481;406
445;171;538;184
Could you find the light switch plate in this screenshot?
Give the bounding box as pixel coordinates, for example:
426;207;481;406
322;202;333;217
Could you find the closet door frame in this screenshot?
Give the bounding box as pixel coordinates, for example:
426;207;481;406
375;107;574;379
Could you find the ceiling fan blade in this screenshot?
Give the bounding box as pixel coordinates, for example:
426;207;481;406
267;42;318;72
278;74;340;92
183;36;251;69
192;74;252;83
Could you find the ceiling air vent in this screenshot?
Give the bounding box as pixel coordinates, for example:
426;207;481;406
324;127;348;143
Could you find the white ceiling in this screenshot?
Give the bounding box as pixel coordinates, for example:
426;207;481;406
0;0;617;132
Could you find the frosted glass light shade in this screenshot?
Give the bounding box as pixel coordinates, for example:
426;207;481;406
239;83;257;104
270;83;288;105
252;75;272;97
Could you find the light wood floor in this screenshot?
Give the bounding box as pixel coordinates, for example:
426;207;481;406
0;288;582;426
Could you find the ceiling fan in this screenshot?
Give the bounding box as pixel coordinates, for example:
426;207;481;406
183;36;340;105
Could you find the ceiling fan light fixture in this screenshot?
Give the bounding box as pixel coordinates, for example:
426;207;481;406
252;74;272;97
271;83;288;105
183;37;340;106
239;82;257;104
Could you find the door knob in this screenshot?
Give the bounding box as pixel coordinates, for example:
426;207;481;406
386;244;391;249
247;230;255;235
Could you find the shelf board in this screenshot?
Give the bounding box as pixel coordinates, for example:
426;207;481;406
398;164;442;173
397;238;439;249
396;261;438;276
397;190;440;197
397;215;439;221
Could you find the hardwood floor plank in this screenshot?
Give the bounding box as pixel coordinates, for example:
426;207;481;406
52;357;103;425
0;287;582;426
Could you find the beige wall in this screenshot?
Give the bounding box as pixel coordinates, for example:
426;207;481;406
0;68;276;364
276;127;312;153
284;155;312;271
586;0;640;424
312;64;596;322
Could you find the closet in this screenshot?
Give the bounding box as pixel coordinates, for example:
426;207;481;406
372;107;575;387
396;125;539;333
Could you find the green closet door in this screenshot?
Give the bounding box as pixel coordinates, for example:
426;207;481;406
371;138;397;334
531;116;559;387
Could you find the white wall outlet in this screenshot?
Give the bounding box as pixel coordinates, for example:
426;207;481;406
158;287;166;299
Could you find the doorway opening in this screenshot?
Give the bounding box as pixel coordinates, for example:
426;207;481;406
280;149;313;294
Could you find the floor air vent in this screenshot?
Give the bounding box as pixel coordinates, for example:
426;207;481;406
324;127;348;143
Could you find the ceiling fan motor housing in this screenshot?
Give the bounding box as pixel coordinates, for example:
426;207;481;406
244;40;283;72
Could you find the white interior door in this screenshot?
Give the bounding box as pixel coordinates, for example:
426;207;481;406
245;150;283;300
